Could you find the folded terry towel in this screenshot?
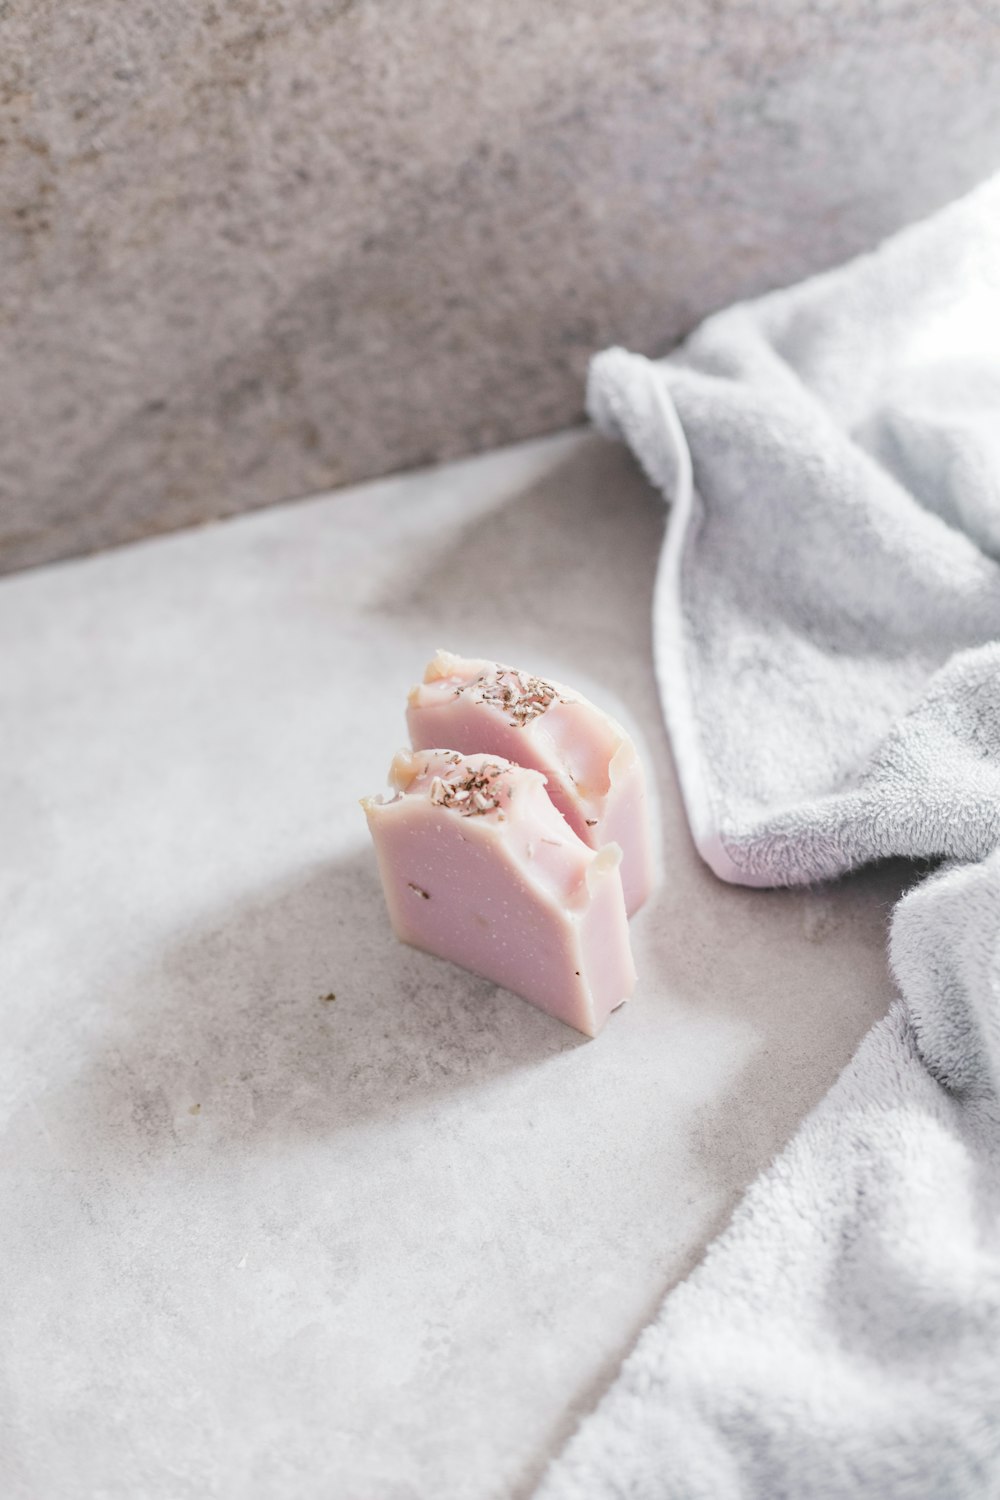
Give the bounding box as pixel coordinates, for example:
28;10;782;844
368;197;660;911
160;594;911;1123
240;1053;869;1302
536;175;1000;1498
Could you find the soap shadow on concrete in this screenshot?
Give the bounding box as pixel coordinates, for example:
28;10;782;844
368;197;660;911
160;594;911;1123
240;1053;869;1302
64;848;584;1167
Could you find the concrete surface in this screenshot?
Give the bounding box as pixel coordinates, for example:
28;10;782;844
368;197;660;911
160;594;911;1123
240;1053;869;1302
0;431;911;1498
3;1;1000;574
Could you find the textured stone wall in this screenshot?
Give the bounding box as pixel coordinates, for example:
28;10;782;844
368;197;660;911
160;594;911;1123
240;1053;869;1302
3;1;1000;574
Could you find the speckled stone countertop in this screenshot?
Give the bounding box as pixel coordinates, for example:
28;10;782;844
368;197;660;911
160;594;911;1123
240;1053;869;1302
0;431;908;1498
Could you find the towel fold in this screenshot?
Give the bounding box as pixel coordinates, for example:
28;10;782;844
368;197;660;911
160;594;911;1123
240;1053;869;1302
536;174;1000;1499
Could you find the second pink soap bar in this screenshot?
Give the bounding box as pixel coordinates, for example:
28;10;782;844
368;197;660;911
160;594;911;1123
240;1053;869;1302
407;651;654;916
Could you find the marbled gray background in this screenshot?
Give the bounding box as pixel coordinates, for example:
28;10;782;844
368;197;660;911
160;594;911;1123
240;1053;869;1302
3;0;1000;574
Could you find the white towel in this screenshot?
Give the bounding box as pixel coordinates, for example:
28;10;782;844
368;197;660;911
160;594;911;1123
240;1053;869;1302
536;175;1000;1498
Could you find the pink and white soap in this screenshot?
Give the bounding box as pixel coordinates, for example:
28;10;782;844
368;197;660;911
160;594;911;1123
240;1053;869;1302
407;651;654;915
362;748;636;1037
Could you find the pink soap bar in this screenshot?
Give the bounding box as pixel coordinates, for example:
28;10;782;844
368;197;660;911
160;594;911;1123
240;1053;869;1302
362;748;636;1037
407;651;654;916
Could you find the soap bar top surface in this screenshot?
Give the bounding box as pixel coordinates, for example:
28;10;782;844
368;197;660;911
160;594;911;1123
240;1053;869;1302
363;748;636;1037
406;651;654;915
